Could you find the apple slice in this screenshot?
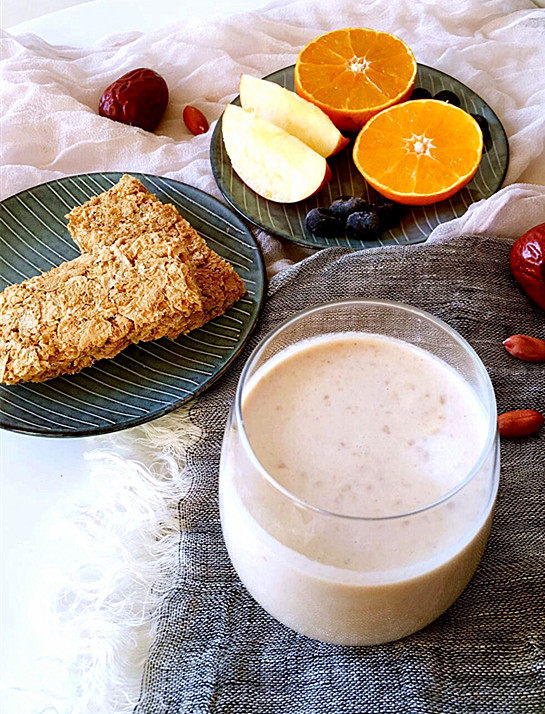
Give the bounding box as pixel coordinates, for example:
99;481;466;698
239;74;349;158
222;105;331;204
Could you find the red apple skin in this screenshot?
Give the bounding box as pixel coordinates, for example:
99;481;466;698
330;135;350;156
510;223;545;311
316;164;333;194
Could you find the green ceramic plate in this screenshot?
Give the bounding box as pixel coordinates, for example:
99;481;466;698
211;64;509;249
0;172;265;437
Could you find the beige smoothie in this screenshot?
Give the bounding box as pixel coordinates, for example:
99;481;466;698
219;332;498;645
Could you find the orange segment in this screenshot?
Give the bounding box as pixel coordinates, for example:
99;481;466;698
295;28;417;132
353;100;483;205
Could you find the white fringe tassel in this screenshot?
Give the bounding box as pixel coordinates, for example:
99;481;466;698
27;407;202;714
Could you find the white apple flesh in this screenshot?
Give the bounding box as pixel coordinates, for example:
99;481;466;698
222;105;332;204
239;74;349;158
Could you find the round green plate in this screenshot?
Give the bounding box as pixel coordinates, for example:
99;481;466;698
211;64;509;249
0;172;265;437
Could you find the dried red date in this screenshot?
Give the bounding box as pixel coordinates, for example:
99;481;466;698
510;223;545;311
99;68;168;132
183;105;209;135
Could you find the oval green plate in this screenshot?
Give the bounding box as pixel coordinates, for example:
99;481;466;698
0;172;265;437
210;64;509;250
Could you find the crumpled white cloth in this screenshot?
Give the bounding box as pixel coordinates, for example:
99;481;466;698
2;1;545;712
2;0;545;278
428;182;545;243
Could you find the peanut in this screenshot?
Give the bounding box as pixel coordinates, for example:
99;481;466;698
503;334;545;362
183;105;209;135
497;409;544;438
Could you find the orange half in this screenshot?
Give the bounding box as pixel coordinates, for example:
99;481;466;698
295;28;417;132
353;100;483;205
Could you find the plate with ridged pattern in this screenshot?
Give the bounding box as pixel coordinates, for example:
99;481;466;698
210;64;509;249
0;172;265;437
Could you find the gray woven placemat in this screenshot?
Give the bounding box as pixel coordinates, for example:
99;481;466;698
136;235;544;714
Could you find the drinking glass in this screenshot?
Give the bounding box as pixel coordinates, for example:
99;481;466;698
219;300;499;645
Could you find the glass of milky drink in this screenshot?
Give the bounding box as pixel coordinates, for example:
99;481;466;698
219;300;499;645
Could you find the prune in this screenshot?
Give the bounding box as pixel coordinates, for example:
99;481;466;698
305;208;344;238
99;68;169;132
410;87;432;100
433;90;460;107
346;210;381;241
372;197;403;231
329;195;369;221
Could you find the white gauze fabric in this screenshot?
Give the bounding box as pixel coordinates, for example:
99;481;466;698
2;0;545;274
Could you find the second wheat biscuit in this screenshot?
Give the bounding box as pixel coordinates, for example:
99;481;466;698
67;175;246;325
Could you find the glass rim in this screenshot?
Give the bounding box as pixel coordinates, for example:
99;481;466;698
234;298;498;522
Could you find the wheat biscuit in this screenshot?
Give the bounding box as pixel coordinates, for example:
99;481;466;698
0;234;203;384
67;175;246;324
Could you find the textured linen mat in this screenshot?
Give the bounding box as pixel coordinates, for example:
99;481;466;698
136;235;544;714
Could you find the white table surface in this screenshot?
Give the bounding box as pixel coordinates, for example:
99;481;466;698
1;0;266;707
6;0;268;45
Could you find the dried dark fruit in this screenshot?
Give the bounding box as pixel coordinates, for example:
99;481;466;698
470;113;491;151
372;197;403;231
183;105;209;135
433;90;460;107
329;195;369;222
305;208;344;238
346;210;381;241
470;113;489;137
99;68;168;132
510;223;545;310
410;87;432;100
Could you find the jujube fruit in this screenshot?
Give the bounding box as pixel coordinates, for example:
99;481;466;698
99;68;169;132
510;223;545;311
